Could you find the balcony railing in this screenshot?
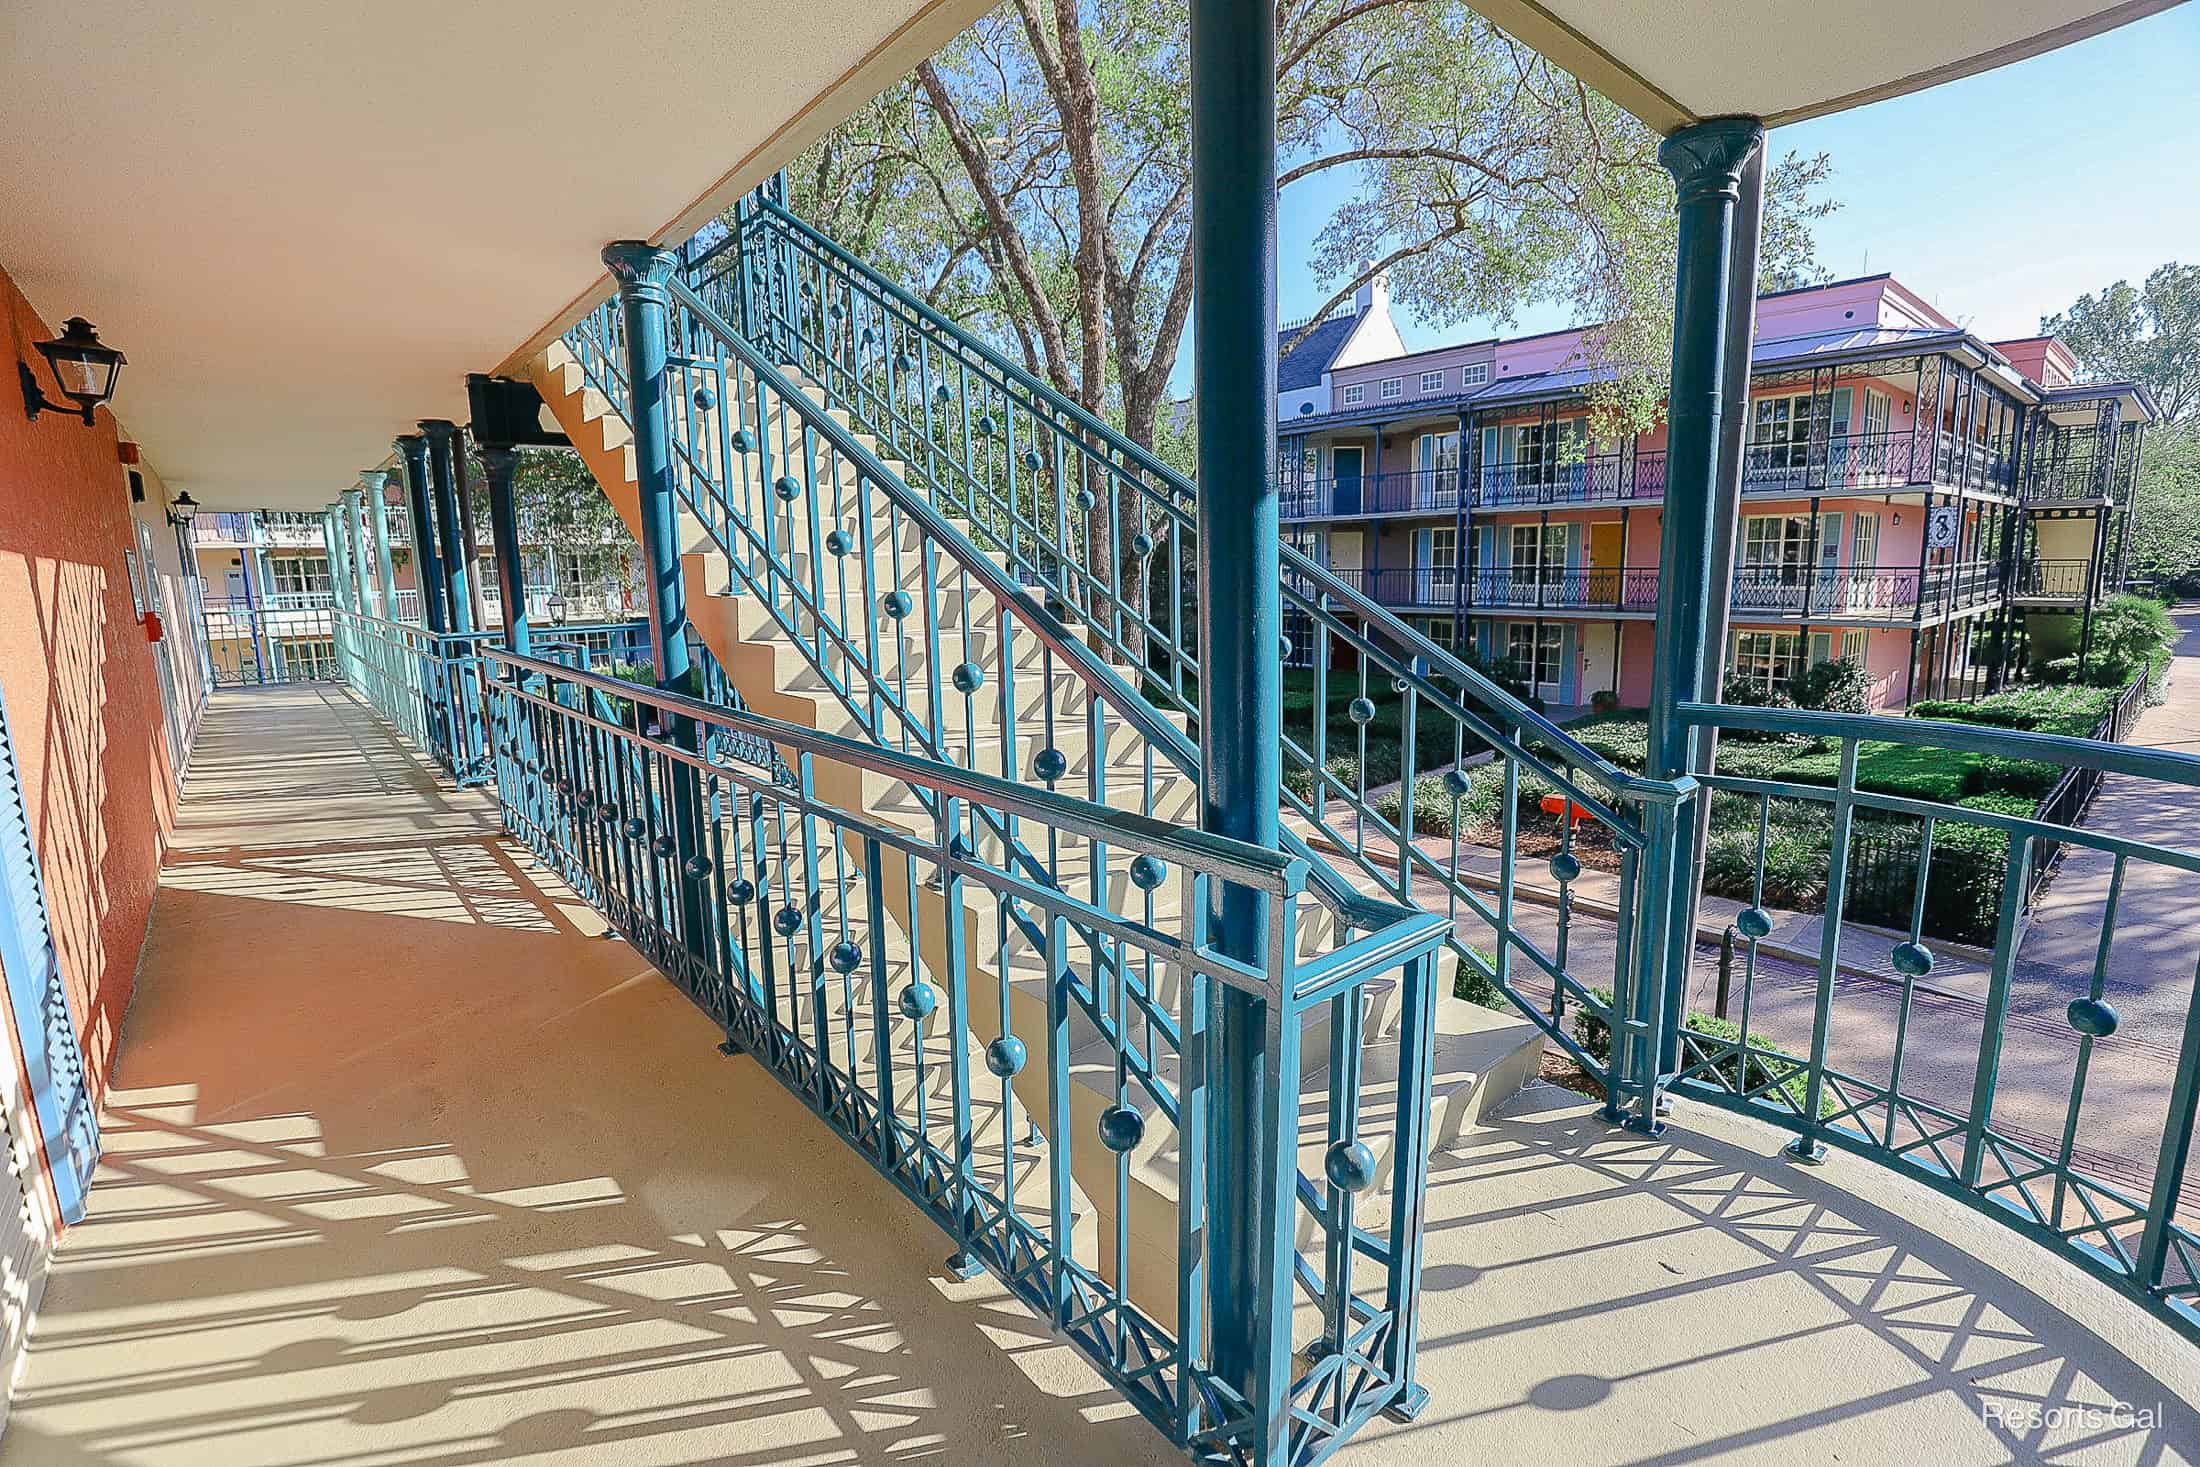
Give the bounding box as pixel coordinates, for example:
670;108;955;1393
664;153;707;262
1471;566;1661;611
2012;557;2093;600
2026;422;2138;504
1309;562;1997;620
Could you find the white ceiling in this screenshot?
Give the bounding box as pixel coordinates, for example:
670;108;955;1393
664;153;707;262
1;0;2172;509
1470;0;2182;132
0;0;983;508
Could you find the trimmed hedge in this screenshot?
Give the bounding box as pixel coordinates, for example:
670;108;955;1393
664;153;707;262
1571;986;1834;1118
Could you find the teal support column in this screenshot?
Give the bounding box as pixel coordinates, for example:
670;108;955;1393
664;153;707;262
481;446;530;661
397;434;445;634
1618;117;1766;1136
344;488;374;620
363;469;398;619
421;421;475;637
319;508;350;677
604;240;708;967
1187;0;1292;1447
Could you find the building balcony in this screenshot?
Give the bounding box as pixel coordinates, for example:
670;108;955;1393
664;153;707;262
2012;557;2095;602
1316;562;2002;621
1282;430;2029;521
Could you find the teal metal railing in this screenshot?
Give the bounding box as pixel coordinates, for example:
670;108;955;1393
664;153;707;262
473;643;1449;1459
704;194;2200;1347
1678;702;2200;1340
713;196;1662;1082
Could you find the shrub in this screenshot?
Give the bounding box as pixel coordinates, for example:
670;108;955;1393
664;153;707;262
2087;592;2176;687
1911;684;2114;735
1451;947;1505;1010
1589;688;1621;715
1790;657;1870;714
1571;986;1833;1117
1373;774;1461;838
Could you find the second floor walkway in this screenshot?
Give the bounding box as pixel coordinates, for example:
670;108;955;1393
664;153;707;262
1314;559;2008;620
8;682;2195;1467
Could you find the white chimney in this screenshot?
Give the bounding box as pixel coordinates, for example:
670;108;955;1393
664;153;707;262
1353;264;1389;320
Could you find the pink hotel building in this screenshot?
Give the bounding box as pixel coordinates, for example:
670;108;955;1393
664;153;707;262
1274;273;2155;710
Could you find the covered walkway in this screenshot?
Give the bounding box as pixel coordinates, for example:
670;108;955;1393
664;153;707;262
5;688;2196;1466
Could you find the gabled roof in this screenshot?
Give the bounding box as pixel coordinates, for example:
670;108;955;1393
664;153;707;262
1276;315;1361;393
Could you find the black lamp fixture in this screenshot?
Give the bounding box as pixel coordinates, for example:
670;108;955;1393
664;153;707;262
166;490;199;527
21;317;127;426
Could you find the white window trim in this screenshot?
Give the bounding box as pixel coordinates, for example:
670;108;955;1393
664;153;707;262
1341;382;1365;406
1419;369;1445;393
1461;362;1490;387
1379;377;1403;400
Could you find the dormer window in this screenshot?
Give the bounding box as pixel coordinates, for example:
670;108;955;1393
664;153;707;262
1380;377;1403;400
1462;362;1490;387
1419;370;1444;393
1341;383;1365;406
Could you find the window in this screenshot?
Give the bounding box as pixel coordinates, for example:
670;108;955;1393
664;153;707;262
1341;383;1365;406
1840;629;1868;666
1741;515;1810;576
1751;393;1826;470
1379;377;1403;400
1506;623;1563;689
269;554;332;598
1419;370;1445;394
1508;523;1566;584
1461;362;1490;387
1424;528;1457;571
1850;511;1880;572
278;638;339;681
1416;431;1460;489
1731;631;1806;695
1420;616;1457;651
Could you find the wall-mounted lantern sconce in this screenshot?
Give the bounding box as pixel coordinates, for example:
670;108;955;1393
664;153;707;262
166;490;199;527
21;317;127;426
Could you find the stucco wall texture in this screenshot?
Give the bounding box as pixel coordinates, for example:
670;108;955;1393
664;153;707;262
0;260;185;1191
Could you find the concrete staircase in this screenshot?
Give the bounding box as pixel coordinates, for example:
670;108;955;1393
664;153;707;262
530;338;1545;1323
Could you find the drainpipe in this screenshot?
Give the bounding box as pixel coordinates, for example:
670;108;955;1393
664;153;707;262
421;422;475;638
397;434;445;634
603;240;709;968
481;446;531;662
1630;116;1766;1138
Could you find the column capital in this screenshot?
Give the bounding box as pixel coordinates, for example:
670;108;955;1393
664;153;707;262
417;418;460;443
395;433;429;465
602;240;681;301
358;469;389;494
1656;117;1764;205
478;444;520;476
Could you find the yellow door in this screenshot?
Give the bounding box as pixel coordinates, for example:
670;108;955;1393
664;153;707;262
1589;521;1621;569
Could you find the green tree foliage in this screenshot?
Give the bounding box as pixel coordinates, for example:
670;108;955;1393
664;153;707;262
2123;418;2200;595
791;0;1837;453
460;446;639;598
2042;263;2200;424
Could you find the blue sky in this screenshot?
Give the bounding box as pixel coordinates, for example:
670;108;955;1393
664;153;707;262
1275;4;2200;352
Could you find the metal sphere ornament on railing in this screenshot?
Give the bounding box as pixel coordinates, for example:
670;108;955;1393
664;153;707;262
977;414;997;438
773;906;804;938
651;835;677;859
824;527;853;556
1443;768;1473;800
1097;1104;1145;1153
693;384;716;411
773;474;802;503
1736;906;1775;942
1278;635;1292;660
1074;488;1096;511
2067;996;2119;1037
1889;940;1934;977
951;661;984;695
880;589;913;621
1033;747;1068;783
682;855;713;881
730;428;754;454
1131;531;1155;559
1549;851;1582;884
595;801;619;825
1324;1138;1378;1193
727;878;756;906
828;940;862;975
897;982;938;1021
985;1035;1027;1078
1348;696;1377;726
1128;854;1165;891
623;816;647;841
1021;449;1044;472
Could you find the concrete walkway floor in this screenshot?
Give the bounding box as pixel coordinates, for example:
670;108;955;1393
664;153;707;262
6;685;2198;1466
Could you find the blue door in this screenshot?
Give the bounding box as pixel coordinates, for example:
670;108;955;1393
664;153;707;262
1332;446;1363;515
0;688;99;1223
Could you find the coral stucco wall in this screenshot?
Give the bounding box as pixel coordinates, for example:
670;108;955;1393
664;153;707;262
0;261;183;1166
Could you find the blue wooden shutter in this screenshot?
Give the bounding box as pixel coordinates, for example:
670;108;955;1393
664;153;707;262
0;690;98;1222
1559;624;1579;703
